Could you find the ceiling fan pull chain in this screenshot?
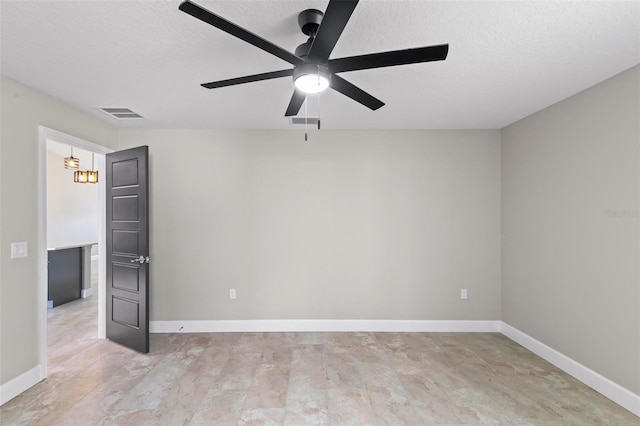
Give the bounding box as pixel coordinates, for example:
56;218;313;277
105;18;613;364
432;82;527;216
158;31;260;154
305;95;308;141
317;75;321;130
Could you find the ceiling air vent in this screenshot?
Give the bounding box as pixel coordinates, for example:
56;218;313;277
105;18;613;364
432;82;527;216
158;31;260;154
98;107;144;119
289;117;320;126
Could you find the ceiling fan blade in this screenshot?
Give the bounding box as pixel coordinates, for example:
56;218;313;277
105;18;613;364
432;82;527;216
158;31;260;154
285;89;306;116
202;69;293;89
329;44;449;73
179;0;303;66
307;0;359;62
330;74;384;111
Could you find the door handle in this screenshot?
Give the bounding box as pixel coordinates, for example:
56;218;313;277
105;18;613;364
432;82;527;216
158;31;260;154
130;256;145;264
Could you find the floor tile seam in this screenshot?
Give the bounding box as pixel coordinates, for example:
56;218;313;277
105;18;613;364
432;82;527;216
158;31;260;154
31;384;100;426
396;372;454;425
280;345;330;416
467;375;550;421
437;385;510;424
173;392;208;426
380;353;427;424
63;348;115;378
189;353;233;380
353;359;381;426
245;361;293;411
40;388;108;426
47;338;98;358
474;372;558;412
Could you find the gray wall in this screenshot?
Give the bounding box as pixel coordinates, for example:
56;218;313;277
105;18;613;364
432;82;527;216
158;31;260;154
501;65;640;394
0;75;116;385
117;129;502;321
2;66;638;401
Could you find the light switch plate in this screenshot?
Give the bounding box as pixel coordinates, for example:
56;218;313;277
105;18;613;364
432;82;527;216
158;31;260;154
11;241;28;259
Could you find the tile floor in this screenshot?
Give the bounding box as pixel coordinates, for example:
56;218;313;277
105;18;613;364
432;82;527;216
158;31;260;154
1;274;637;425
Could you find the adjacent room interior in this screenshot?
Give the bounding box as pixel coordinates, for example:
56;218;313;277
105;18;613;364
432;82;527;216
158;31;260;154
0;0;638;424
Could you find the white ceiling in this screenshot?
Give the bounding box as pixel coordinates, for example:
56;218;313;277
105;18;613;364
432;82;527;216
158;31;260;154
1;1;638;130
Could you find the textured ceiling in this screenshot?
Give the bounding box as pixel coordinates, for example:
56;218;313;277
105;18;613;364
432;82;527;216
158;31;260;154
1;1;638;129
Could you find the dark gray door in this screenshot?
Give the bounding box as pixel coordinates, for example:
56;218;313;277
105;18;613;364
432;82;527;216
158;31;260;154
106;146;149;353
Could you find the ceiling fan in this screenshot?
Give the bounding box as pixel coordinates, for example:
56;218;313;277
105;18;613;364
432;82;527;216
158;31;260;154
179;0;449;117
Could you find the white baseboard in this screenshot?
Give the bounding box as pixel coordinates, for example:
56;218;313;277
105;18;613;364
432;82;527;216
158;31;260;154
0;365;42;406
150;319;501;334
500;322;640;417
81;288;92;298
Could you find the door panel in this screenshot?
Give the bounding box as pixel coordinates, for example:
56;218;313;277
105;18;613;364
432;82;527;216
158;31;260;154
112;264;140;292
112;195;139;221
112;297;140;328
112;230;139;255
106;146;149;353
112;159;139;187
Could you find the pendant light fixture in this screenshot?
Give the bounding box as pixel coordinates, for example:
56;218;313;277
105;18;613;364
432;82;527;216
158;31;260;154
73;169;88;183
64;147;80;170
87;153;98;184
74;153;98;184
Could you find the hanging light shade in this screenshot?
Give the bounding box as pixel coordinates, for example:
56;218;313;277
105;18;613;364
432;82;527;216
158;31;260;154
87;153;98;184
64;147;80;170
87;170;98;184
74;170;88;183
73;153;98;184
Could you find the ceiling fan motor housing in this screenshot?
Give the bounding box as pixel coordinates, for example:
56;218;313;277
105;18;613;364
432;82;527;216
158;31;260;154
298;9;324;36
295;39;313;58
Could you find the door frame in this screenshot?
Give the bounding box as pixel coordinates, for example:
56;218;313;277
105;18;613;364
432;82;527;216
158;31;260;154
37;126;113;380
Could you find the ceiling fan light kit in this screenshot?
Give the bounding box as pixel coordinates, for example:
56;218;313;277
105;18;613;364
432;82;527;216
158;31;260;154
293;63;330;94
179;0;448;117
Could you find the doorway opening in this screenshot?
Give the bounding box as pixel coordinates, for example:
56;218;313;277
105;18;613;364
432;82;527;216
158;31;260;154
37;126;112;380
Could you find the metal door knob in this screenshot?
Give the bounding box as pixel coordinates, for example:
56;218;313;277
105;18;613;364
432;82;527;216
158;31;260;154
130;255;145;264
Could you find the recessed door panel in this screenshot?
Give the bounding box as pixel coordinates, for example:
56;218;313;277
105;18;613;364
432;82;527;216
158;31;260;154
113;195;139;221
112;296;139;328
112;230;139;256
112;263;140;293
112;159;139;187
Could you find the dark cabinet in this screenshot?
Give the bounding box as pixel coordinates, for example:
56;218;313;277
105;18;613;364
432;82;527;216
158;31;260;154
48;248;82;307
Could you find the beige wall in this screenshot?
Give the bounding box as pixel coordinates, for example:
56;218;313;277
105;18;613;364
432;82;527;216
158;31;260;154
0;76;117;385
117;129;502;321
46;149;100;247
501;66;640;394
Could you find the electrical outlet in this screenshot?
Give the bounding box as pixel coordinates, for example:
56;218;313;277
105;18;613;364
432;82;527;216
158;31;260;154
229;288;236;299
460;289;468;300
